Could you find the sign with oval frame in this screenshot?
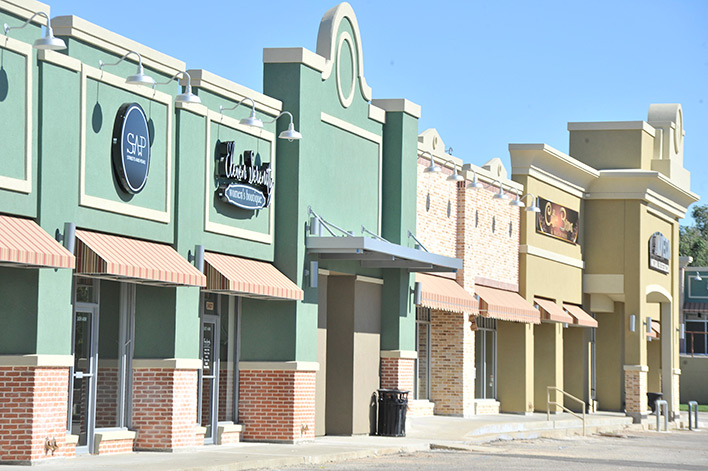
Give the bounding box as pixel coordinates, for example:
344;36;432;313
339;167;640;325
111;102;151;194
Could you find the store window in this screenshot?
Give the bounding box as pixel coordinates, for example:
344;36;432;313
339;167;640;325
686;320;707;354
475;317;497;399
415;307;431;401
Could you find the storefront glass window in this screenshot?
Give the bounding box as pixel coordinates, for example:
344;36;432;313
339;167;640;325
218;297;236;422
686;320;707;354
415;307;431;401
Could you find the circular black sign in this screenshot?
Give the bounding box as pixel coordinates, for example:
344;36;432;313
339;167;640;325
111;103;150;194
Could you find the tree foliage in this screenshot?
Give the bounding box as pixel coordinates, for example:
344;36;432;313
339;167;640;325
680;204;708;266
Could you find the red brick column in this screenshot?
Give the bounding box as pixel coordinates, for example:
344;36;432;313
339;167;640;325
238;369;316;442
131;368;200;450
380;355;415;393
0;366;72;463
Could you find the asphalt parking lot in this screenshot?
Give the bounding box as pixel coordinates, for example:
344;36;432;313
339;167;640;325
277;429;708;470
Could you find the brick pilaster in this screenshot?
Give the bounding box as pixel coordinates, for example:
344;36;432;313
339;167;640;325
0;366;72;463
380;357;415;393
238;369;316;442
131;368;200;450
623;365;648;421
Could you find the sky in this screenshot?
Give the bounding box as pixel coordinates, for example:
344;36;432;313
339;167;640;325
46;0;708;224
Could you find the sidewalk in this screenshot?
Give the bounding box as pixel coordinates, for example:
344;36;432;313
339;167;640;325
0;412;655;470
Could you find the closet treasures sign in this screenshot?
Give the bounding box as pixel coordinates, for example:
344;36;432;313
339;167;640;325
215;141;273;211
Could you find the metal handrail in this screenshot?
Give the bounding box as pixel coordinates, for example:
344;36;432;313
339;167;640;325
547;386;586;436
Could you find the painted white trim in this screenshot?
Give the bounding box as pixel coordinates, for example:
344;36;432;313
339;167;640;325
371;99;422;119
195;426;207;435
368;104;386;124
519;244;584;269
380;350;418;360
673;368;681;375
0;0;51;23
263;47;326;72
0;354;73;367
175;100;208;117
184;69;281;116
321;112;383;234
316;3;372;101
38;48;82;72
568;121;656;136
131;358;202;370
687;274;708;300
65;434;79;446
355;275;384;285
51;15;185;76
335;31;356;108
645;284;672;303
0;34;32;194
317;268;331;276
238;361;320;372
623;364;649;372
202;110;275;244
79;64;173;223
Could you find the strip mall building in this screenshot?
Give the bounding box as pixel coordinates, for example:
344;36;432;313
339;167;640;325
0;0;698;464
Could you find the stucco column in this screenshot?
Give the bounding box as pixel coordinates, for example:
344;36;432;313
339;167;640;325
498;321;534;414
534;322;563;413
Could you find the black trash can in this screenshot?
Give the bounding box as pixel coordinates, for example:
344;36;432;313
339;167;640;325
377;389;408;437
647;392;663;413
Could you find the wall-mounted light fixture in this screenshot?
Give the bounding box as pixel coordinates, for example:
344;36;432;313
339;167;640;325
420;151;441;174
220;96;263;128
646;316;652;334
264;111;302;141
629;314;636;332
696;272;703;281
467;168;483;190
187;245;205;273
55;222;76;253
680;323;685;340
492;180;508;200
411;281;422;305
443;159;464;183
99;50;155;86
3;12;66;50
153;70;201;104
511;192;541;212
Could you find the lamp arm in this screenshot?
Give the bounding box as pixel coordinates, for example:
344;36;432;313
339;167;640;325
220;96;257;114
99;50;145;71
263;111;294;126
4;11;50;35
519;193;536;204
153;70;193;89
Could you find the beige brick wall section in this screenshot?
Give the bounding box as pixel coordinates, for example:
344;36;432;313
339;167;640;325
623;368;648;415
380;357;415;393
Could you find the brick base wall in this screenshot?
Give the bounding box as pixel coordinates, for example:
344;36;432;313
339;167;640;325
97;438;134;455
0;367;71;463
624;366;648;417
238;369;316;442
131;368;200;450
380;357;415;393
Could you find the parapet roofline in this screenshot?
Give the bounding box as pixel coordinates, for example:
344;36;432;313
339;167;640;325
568;121;656;136
51;15;185;77
1;0;51;24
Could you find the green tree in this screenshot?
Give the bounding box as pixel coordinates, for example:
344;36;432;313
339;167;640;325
680;204;708;266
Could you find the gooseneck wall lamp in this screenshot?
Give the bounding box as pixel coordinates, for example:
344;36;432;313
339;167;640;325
220;97;263;128
153;70;201;104
468;168;483;189
443;159;464;183
421;151;441;174
512;192;541;212
99;51;155;86
220;97;302;141
492;180;508;200
695;272;703;282
3;11;66;50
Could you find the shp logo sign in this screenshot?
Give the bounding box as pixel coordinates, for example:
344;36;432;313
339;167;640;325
112;103;151;194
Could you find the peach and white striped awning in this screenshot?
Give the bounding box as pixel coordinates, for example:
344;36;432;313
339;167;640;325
535;298;573;324
204;251;303;301
0;214;75;269
475;285;540;324
648;321;660;339
75;229;205;286
416;273;478;313
563;304;598;328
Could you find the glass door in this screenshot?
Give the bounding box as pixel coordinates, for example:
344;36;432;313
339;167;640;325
475;317;497;399
199;304;220;444
70;305;99;453
415;307;431;400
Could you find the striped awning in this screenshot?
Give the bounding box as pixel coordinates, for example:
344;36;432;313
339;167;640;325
416;272;478;313
75;230;205;286
683;302;708;313
563;304;598;328
535;298;574;324
0;215;75;269
648;322;660;339
204;251;303;300
475;285;540;324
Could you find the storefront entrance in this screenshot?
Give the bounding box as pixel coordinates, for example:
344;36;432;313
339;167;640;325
70;278;135;454
199;293;240;444
475;317;497;399
416;307;431;400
